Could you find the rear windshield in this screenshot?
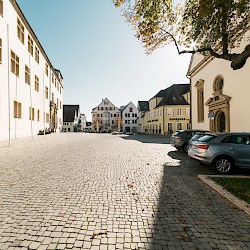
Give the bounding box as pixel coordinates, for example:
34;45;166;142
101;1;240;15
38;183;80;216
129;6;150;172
173;131;182;136
197;135;216;142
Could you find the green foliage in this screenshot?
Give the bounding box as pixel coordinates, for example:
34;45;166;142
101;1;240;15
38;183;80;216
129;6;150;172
114;0;250;69
182;0;250;50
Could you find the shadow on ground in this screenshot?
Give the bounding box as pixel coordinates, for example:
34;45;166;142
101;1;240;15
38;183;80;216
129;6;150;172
149;150;250;249
119;134;171;144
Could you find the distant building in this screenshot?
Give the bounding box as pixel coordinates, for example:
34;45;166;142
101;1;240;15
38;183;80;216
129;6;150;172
137;101;149;133
62;105;80;132
92;98;121;132
121;102;139;133
85;121;92;132
79;113;87;131
0;0;63;141
144;84;190;134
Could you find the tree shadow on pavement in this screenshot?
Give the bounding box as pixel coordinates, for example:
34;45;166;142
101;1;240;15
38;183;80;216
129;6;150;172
148;150;250;249
119;134;171;144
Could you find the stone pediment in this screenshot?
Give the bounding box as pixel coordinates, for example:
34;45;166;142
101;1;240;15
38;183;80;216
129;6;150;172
205;92;231;107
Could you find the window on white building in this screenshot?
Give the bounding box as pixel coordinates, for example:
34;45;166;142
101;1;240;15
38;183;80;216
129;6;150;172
11;51;19;76
34;75;39;92
0;0;3;16
37;110;40;121
35;46;39;64
177;108;182;116
17;18;24;44
25;65;30;85
45;86;48;99
45;63;49;76
28;35;33;56
14;101;22;118
29;107;35;121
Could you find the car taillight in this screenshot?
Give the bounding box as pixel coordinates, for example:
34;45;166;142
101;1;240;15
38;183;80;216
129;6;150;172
197;144;209;149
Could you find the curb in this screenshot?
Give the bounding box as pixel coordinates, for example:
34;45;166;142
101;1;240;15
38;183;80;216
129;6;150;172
198;175;250;216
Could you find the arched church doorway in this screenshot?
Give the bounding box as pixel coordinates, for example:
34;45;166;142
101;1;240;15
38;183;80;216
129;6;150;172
215;111;226;132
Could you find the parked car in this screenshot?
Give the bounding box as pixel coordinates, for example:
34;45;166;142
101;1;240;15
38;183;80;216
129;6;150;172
188;131;209;147
171;129;209;153
188;132;250;174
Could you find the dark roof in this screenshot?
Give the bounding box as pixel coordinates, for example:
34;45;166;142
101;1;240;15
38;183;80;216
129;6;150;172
120;105;126;113
156;84;190;107
152;89;166;99
137;101;149;112
63;105;79;122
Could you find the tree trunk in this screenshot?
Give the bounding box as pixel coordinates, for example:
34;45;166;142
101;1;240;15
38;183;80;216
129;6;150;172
231;44;250;70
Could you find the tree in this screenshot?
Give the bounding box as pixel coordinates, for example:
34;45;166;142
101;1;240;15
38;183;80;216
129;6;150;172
113;0;250;70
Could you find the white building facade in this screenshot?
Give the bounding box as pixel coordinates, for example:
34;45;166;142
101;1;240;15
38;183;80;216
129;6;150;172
79;113;86;131
0;0;63;141
121;102;138;133
92;98;121;132
187;29;250;133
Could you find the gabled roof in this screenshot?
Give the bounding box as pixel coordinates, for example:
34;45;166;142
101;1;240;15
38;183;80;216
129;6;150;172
92;98;119;111
156;84;190;107
137;101;149;112
63;105;79;122
120;102;137;113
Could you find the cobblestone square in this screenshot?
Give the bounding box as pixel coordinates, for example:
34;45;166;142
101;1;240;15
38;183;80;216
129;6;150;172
0;133;249;249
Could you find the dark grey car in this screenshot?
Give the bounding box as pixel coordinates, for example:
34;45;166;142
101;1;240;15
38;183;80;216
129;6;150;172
188;132;250;174
171;129;209;153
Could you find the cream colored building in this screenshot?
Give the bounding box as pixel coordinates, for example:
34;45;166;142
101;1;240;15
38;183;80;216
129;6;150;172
187;30;250;132
0;0;63;141
144;84;190;135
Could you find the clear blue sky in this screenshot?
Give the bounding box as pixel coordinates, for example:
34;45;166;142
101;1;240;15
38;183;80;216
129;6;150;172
17;0;191;121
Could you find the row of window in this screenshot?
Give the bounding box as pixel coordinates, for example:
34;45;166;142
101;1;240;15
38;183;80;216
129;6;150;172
13;101;49;122
97;107;116;111
146;107;190;120
0;25;61;91
93;120;116;125
124;113;137;118
145;122;191;131
17;16;57;84
93;113;120;118
125;120;137;124
9;49;61;93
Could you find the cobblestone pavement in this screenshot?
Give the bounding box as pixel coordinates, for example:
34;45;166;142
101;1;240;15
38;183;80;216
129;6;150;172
0;133;249;250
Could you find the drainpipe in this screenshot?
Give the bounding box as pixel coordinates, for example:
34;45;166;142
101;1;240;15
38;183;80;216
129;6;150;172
186;74;192;129
29;54;33;140
7;24;10;146
43;71;45;138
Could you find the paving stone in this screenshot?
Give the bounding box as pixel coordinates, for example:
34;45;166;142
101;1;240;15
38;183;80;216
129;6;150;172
0;133;249;250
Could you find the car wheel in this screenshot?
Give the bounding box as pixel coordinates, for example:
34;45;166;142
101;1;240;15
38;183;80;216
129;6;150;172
182;144;188;153
213;157;234;174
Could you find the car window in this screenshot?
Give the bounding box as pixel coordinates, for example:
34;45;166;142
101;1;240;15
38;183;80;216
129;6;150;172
197;135;216;142
222;135;245;144
244;136;250;145
173;131;182;136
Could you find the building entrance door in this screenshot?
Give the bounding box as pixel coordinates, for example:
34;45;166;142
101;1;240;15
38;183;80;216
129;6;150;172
215;111;226;132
